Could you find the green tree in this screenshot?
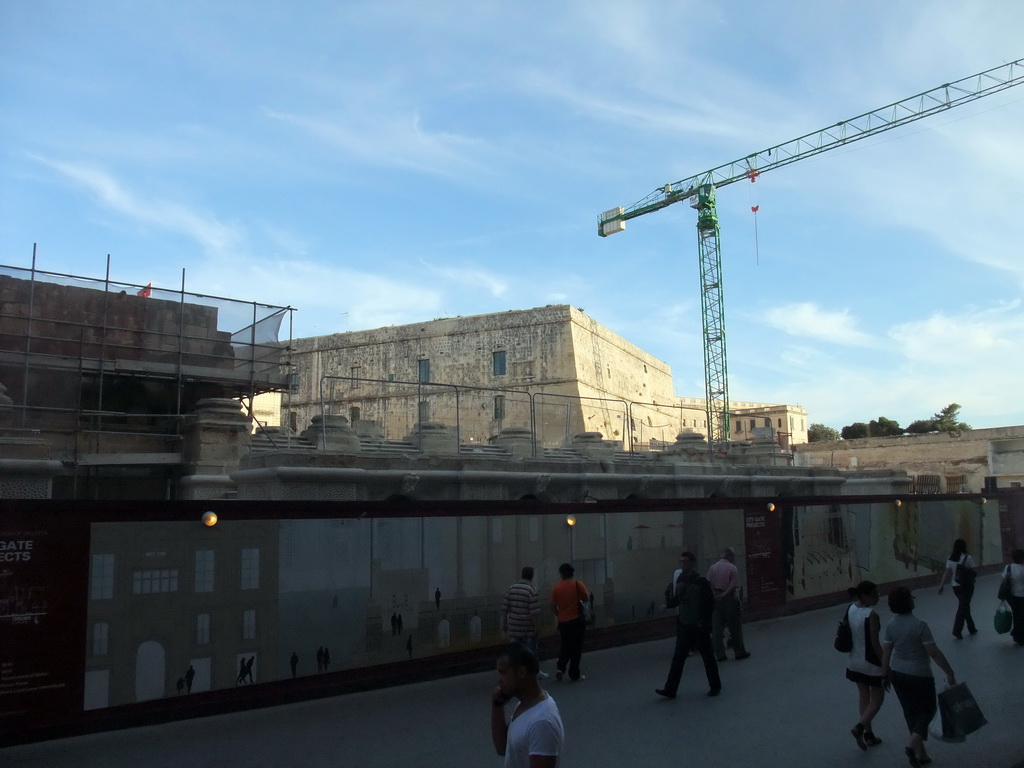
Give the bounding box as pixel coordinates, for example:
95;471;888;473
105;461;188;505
905;419;936;434
841;422;869;440
807;423;840;442
933;403;971;433
868;416;903;437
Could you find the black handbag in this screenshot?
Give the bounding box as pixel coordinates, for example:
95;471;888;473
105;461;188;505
576;581;594;625
833;604;853;652
998;565;1013;601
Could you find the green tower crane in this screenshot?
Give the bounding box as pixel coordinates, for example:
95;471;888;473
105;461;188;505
599;58;1023;447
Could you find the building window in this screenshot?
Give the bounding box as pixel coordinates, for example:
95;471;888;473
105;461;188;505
736;420;743;432
92;622;110;656
778;418;783;428
241;548;260;590
418;359;430;383
288;411;298;432
350;406;361;424
492;351;506;376
196;613;211;645
90;554;115;600
133;569;179;594
243;609;256;640
493;395;505;420
418;400;430;423
195;550;214;593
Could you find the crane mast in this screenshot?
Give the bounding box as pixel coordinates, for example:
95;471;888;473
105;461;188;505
599;58;1024;447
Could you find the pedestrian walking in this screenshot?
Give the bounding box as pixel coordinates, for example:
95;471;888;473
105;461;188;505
845;581;885;750
937;538;978;639
549;563;588;682
706;546;751;661
502;566;549;678
1001;549;1024;645
881;586;956;768
490;643;563;768
656;551;721;699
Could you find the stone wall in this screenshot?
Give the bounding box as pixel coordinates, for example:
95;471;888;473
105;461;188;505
793;425;1024;493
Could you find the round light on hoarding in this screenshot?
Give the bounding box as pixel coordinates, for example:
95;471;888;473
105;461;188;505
202;511;218;527
566;515;577;527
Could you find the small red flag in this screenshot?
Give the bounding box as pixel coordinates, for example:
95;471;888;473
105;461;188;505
751;205;759;213
137;282;152;298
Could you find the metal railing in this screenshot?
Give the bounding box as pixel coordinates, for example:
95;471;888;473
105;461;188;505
315;376;715;458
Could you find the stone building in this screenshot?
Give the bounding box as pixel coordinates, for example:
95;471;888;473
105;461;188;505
283;305;808;452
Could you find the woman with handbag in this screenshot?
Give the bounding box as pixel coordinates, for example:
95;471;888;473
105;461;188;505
937;538;978;639
881;587;956;768
549;563;589;682
846;581;885;750
1001;549;1024;646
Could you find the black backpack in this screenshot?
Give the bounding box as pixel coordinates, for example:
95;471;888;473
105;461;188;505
955;556;977;587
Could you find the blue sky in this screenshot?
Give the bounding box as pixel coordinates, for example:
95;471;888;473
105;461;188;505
2;1;1023;431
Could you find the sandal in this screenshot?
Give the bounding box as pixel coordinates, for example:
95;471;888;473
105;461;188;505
863;731;882;747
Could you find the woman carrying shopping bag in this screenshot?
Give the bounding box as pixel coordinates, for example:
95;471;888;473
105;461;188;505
881;587;956;768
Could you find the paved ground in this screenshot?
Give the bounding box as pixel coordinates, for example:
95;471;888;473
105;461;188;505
3;572;1020;768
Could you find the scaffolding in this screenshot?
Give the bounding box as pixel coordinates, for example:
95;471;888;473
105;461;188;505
0;257;295;484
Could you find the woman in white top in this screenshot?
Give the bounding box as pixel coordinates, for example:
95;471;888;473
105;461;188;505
1003;548;1024;646
846;581;885;750
937;538;977;639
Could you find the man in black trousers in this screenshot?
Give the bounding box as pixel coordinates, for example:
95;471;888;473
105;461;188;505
656;551;722;699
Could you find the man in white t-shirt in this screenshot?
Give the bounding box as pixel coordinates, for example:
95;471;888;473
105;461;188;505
490;643;563;768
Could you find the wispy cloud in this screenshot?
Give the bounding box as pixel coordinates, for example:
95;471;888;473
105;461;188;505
763;302;875;347
263;108;485;178
33;155;241;254
189;257;442;336
421;260;507;298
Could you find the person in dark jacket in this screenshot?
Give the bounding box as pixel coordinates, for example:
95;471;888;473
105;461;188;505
656;551;721;699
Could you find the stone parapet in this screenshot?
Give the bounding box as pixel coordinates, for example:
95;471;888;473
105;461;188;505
491;426;533;457
302;415;361;453
180;398;250;497
570;431;615;460
406;422;458;456
0;458;62;499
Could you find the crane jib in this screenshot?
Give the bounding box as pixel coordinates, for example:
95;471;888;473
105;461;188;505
595;56;1023;447
598;57;1024;233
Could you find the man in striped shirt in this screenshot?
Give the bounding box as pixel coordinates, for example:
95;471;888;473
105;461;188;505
502;567;549;678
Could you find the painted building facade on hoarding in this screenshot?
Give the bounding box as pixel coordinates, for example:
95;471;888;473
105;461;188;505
6;487;1009;727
